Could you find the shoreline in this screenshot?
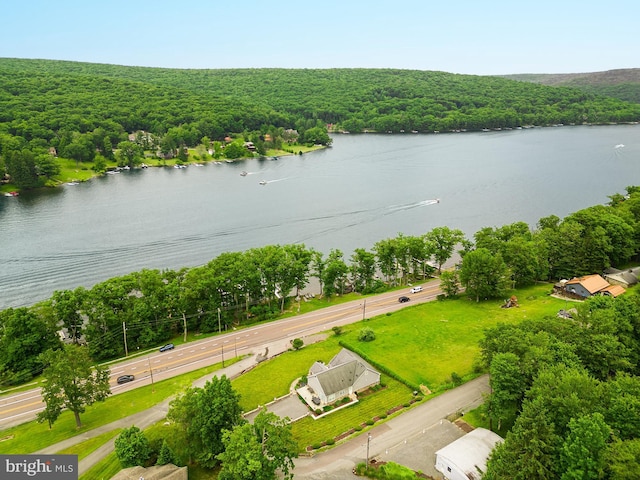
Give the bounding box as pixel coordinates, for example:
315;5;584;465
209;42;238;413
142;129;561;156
1;144;327;195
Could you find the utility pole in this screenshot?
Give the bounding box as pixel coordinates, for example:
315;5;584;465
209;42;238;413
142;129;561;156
183;313;187;342
235;337;238;358
147;357;154;393
221;342;225;367
122;321;128;357
366;433;371;467
362;299;366;321
218;307;221;334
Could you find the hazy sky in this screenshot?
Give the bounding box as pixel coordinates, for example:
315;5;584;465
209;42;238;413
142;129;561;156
2;0;638;75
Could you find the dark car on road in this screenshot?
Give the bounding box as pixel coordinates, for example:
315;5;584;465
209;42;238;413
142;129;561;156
117;375;135;384
398;296;410;303
159;343;175;352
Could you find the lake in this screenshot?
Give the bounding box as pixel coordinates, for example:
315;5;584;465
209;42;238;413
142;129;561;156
1;125;638;309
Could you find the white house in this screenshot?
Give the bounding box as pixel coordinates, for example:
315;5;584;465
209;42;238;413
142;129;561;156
434;428;503;480
305;349;380;405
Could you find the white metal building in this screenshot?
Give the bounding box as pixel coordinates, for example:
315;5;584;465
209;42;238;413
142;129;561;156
434;428;503;480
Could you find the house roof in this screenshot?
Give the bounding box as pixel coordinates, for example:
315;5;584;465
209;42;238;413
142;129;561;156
435;428;503;479
308;348;379;397
601;284;626;297
566;274;610;294
315;360;367;397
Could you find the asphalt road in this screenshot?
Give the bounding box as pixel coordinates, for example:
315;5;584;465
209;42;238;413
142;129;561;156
0;280;442;429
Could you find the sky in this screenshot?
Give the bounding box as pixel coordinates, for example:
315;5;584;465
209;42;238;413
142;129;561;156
1;0;638;75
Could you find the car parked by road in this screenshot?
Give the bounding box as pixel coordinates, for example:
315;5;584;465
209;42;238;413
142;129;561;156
117;375;135;384
398;296;410;303
159;343;175;352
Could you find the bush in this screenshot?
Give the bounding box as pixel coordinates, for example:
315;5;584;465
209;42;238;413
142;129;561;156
331;326;343;336
292;338;304;350
358;327;376;342
325;438;335;445
451;372;463;386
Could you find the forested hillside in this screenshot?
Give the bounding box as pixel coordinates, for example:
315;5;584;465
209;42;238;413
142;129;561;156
2;59;640;138
502;68;640;104
2;58;640;190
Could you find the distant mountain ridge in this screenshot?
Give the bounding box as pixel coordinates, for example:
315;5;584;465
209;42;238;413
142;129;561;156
500;68;640;103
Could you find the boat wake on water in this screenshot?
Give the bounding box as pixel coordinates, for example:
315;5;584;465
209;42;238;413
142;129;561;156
294;198;441;243
387;198;440;212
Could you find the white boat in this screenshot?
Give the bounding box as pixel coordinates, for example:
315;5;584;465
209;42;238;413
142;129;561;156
259;180;267;185
240;171;248;176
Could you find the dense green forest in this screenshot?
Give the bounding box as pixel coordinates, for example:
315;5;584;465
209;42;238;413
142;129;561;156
2;59;640;190
503;68;640;104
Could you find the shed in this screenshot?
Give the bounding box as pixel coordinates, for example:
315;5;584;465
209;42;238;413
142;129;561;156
434;428;503;480
601;284;626;297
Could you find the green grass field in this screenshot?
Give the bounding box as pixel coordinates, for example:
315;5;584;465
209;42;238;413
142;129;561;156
338;283;564;389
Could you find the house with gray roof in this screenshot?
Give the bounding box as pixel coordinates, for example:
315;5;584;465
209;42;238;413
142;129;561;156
603;266;640;288
305;349;380;406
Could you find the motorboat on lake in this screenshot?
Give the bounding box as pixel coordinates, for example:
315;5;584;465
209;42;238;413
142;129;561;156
240;171;248;176
259;180;267;185
4;191;19;197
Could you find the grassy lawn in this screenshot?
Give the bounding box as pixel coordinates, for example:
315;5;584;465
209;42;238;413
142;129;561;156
232;339;343;411
339;283;563;390
79;451;121;480
58;429;120;460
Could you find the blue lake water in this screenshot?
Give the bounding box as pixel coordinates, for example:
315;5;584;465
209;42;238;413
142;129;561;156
1;125;638;309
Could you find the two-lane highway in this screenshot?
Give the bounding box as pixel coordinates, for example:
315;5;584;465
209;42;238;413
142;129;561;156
0;279;441;429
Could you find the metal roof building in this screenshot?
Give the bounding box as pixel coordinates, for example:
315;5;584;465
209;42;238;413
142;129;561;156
434;428;503;480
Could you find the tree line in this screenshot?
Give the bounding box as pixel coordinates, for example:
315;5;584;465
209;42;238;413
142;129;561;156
2;59;640;189
2;186;640;387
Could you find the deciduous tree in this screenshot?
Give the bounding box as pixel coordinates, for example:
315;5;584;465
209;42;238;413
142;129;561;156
217;409;298;480
115;425;151;468
458;248;510;301
167;375;243;467
37;345;111;428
